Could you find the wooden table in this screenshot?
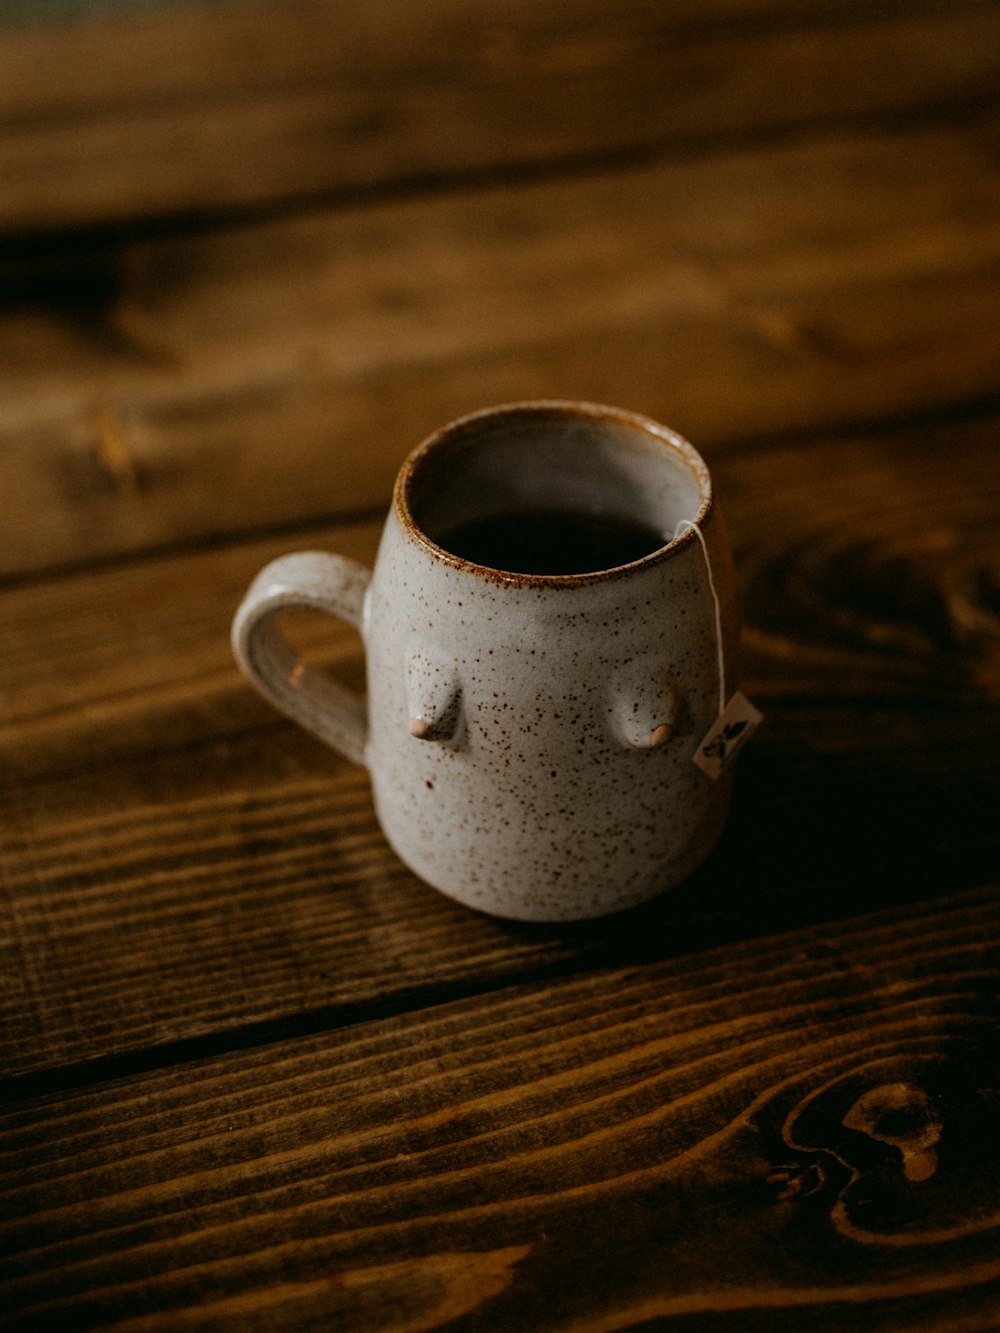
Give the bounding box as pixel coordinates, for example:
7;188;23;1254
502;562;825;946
2;1;1000;1327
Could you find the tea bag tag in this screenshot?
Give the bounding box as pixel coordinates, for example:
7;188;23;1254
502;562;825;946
673;518;763;780
693;691;763;779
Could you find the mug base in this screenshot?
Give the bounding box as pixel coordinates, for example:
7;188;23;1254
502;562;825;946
375;788;732;923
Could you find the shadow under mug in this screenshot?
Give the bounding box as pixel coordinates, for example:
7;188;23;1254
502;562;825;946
232;400;741;921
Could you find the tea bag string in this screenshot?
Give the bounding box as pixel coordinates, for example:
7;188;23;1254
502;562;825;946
673;519;726;717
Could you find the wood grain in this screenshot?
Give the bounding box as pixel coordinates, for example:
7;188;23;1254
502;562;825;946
3;3;999;1327
2;417;997;1079
4;114;1000;577
2;0;999;236
3;417;998;784
1;884;998;1330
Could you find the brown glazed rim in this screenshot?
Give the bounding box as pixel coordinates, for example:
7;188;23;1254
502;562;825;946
394;400;715;587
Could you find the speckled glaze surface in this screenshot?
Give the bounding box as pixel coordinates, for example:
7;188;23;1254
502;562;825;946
233;401;740;922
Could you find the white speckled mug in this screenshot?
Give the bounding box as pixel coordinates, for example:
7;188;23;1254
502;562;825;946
232;401;740;922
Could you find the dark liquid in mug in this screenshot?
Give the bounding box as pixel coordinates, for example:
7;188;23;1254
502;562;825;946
436;508;666;575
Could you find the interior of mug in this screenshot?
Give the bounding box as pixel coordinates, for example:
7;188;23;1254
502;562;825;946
402;402;710;572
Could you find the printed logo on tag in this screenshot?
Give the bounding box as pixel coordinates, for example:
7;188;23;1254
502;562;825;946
693;691;763;780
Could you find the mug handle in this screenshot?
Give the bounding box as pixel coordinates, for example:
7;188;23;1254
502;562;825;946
231;551;370;766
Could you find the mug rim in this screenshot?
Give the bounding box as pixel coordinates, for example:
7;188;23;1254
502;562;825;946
394;399;715;586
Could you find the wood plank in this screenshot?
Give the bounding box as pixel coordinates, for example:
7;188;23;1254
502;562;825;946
3;417;999;783
4;115;1000;577
2;0;999;235
1;884;999;1329
3;0;979;120
0;754;581;1079
2;419;998;1076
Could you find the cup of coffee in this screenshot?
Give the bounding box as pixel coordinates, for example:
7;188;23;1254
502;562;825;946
232;400;748;921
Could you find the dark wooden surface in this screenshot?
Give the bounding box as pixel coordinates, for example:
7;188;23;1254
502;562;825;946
2;1;999;1328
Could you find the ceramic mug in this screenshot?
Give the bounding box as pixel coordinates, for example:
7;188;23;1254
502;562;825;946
232;401;742;922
